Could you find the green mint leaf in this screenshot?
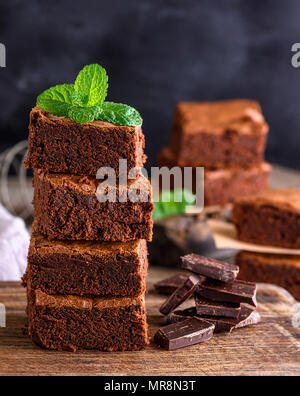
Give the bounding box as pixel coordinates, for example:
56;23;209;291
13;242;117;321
37;84;75;116
36;64;142;125
153;189;196;220
68;106;99;124
74;64;108;106
97;102;142;126
71;90;89;107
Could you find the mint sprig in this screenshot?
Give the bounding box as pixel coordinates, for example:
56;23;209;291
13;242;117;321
153;189;196;220
36;64;142;126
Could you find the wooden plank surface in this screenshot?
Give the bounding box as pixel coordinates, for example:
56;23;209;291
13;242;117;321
0;267;299;376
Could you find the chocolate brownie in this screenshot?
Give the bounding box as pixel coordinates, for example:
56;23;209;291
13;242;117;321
33;170;154;241
25;107;146;176
158;147;271;207
26;284;149;352
236;251;300;301
23;231;148;297
167;99;268;168
233;189;300;248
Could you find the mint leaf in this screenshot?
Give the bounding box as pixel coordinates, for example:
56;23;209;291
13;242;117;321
153;189;196;220
71;90;88;107
74;64;108;107
37;84;75;116
97;102;142;126
68;106;99;124
36;64;142;126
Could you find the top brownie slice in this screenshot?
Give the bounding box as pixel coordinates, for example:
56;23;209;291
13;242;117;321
232;189;300;248
168;99;268;168
25;106;146;176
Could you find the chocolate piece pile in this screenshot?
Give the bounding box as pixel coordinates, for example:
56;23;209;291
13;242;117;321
154;254;261;350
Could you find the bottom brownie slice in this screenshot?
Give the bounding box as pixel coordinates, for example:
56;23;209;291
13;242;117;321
236;251;300;301
27;285;149;352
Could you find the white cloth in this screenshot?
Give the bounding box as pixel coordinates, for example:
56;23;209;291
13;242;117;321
0;204;29;281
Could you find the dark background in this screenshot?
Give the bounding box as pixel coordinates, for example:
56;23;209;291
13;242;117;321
1;0;300;169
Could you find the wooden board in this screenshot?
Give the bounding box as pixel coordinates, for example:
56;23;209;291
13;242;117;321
0;267;299;376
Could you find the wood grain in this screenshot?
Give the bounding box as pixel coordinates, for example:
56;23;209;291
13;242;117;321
0;267;299;376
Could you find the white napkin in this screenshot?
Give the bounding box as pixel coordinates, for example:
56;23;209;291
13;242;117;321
0;204;29;281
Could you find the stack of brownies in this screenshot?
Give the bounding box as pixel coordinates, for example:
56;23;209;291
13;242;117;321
23;106;154;351
158;99;271;206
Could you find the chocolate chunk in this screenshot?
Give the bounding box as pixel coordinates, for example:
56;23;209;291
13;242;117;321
154;273;189;295
154;318;215;350
181;254;239;283
195;295;241;318
167;306;261;334
160;274;202;315
167;307;196;324
197;279;257;307
204;306;261;333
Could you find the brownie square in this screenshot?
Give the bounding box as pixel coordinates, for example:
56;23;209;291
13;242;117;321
236;251;300;301
25;107;146;176
158;147;271;206
23;232;148;297
27;285;149;352
204;163;271;207
167;99;268;168
33;170;154;241
233;189;300;248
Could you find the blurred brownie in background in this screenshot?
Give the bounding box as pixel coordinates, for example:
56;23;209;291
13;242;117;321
158;147;270;207
236;251;300;301
168;99;268;169
158;99;271;208
233;189;300;248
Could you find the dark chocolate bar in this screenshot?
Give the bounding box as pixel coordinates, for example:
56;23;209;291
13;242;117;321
154;273;189;295
195;295;241;318
160;275;202;315
154;318;215;350
181;254;239;283
197;279;257;307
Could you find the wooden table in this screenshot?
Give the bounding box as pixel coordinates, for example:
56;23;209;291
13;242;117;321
0;267;299;376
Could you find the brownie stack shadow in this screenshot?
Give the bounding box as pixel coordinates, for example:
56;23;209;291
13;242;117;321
23;106;154;352
158;99;271;207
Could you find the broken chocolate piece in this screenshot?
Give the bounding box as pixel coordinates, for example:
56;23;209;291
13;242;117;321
154;273;188;295
160;274;202;315
154;318;215;350
167;307;196;324
197;279;257;307
195;295;241;318
167;306;261;334
204;306;261;333
181;254;239;283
